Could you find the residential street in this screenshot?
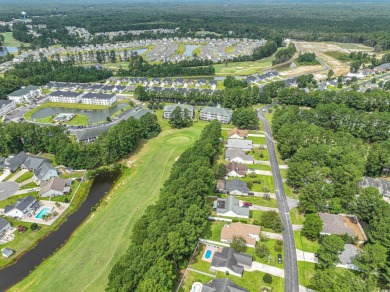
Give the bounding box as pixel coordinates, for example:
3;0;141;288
258;106;299;292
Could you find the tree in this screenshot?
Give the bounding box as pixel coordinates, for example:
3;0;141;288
255;242;270;258
231;236;247;252
314;269;372;292
30;223;38;231
353;244;387;277
214;163;227;179
260;211;283;232
0;34;4;47
231;108;259;129
169;106;192;129
317;235;345;269
138;113;161;139
301;213;323;240
263;273;273;284
327;69;334;80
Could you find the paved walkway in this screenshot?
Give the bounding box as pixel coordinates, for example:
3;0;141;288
248;133;265;137
253;144;267;149
296;249;317;263
7;169;28;182
187;268;216;278
0;170;10;182
246;261;285;278
253;170;273;176
253;192;277;199
199;238;230;247
15;187;40;195
19;178;36;187
250;205;279;212
262;231;283;240
292;224;303;231
255;160;289;169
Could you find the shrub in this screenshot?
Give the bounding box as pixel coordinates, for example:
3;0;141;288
263;273;273;284
274;244;283;252
231;236;247;253
30;223;38;231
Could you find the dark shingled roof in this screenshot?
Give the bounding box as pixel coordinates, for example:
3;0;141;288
225;179;249;194
211;247;252;276
0;217;10;232
201;278;248;292
5;151;28;172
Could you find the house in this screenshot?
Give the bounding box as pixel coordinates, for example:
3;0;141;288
3;151;29;172
48;91;82;103
34;162;58;182
163;104;194;119
0;217;11;238
1;248;13;258
81;92;117;106
200;107;233;124
318;213;366;242
213;196;249;218
225;139;253;151
226;162;248;178
201;278;248;292
39;177;71;198
0;100;16;117
225;179;249;195
21;156;50;171
4;195;41;219
210;247;252;277
228;128;248;139
7;85;41;103
338;244;360;270
225;148;254;164
221;222;260;247
358;177;390;199
75;125;111;143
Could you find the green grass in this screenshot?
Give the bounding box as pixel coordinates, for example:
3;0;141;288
251;148;270;161
14;171;33;183
66;114;89;126
175;43;186;57
203;220;225;242
290;208;305;225
189;245;213;273
192;46;202;57
213;55;275;76
178;270;214;292
245;239;284;268
231;195;278;208
12;122;207;292
239;175;275;193
248;164;271;171
4;170;19;181
59;172;84;179
1;32;26;47
38;153;57;166
280;169;288;179
20;182;38;190
246;136;266;144
249;210;279;233
298;261;316;288
294;231;320;253
35;116;53;124
225;46;235;54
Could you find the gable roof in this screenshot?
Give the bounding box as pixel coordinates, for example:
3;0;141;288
200;107;233;117
318;213;356;237
339;244;359;265
39;177;69;195
8;85;40;97
5;151;29;172
226;162;248;176
225;179;249;194
225;148;254;162
226;139;253;150
201;278;249;292
33;162;58;181
22;156;49;170
215;196;249;217
5;195;37;215
211;247;252;275
221;222;260;246
48;91;81;98
163;104;194;112
82;92;115;100
0;217;10;231
228;128;248;138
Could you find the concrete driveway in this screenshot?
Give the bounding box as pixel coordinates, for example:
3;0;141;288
246;261;285;278
0;182;19;200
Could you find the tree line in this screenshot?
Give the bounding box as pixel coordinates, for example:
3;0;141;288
272;43;296;65
106;121;222;291
0;113;160;169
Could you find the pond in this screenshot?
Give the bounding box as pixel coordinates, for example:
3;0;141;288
0;46;18;57
0;172;119;291
31;103;129;124
183;45;199;57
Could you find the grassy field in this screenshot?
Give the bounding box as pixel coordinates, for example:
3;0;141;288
218;270;284;291
67;114;89;126
12;122;207;292
202;220;225;242
178;270;214;292
249;164;272;171
231;195;278;208
298;261;316;288
290;207;305;225
213;55;275;76
1;32;25;47
239;175;275;193
38;153;57;166
15;171;33;183
294;231;320;253
247;136;266;144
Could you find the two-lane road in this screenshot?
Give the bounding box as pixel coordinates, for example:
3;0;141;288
258;106;299;292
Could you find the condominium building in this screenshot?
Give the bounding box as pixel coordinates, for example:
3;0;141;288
200;106;233;124
81;92;117;106
48;91;82;103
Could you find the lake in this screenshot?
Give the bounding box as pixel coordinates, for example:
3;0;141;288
31;103;129;124
0;172;119;291
183;44;199;57
0;46;18;57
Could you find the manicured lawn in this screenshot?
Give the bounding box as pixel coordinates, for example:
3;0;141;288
178;270;214;292
35;116;53;124
232;195;278;208
280;169;288;179
189;245;213;273
1;32;26;47
294;231;320;253
218;270;284;291
298;261;316;289
4;170;19;181
0;194;37;209
249;164;272;171
20;182;38;190
283;183;298;199
239;175;275;193
59;171;84;179
38;153;57;166
245;238;284;268
15;171;33;183
12;122;207;292
247;136;266;144
225;46;235;54
66;114;89;126
290;208;305;225
250;148;270;161
249;210;279;233
202;220;225;242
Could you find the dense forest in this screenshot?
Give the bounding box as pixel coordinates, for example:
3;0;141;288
2;3;390;50
107;121;221;291
272;106;390;288
0;113;160;169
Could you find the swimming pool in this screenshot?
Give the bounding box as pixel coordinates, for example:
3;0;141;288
205;250;212;259
35;208;51;219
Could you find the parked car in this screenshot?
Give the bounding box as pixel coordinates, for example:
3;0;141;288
243;202;252;207
278;254;283;264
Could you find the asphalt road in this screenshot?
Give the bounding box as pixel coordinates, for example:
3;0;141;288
258;106;299;292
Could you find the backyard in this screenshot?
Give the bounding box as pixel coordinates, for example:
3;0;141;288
11;122;208;292
294;231;320;253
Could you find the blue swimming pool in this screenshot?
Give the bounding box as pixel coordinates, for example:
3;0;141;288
205;250;212;259
35;208;51;219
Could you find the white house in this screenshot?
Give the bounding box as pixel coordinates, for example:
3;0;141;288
200;106;233;124
225;139;253;151
81;92;117;106
4;195;41;219
0;100;16;117
225;148;254;164
7;85;41;103
48;91;82;103
0;217;11;238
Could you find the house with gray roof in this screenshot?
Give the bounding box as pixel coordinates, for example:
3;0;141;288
163;104;194;119
81;92;117;106
318;213;366;242
21;156;50;171
0;217;11;238
359;177;390;199
213;196;249;218
201;278;248;292
39;177;71;198
225;148;254;164
200;107;233;124
1;247;13;258
338;244;360;270
3;151;29;172
34;162;58;182
225;179;249;195
48;91;82;103
7;85;41;103
225;139;253;151
4;195;41;219
0;100;16;117
210;247;252;277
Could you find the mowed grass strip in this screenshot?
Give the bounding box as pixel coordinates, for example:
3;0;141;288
11;123;207;292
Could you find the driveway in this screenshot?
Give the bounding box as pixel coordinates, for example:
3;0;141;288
296;249;317;263
250;205;279;212
7;169;28;182
246;261;285;278
0;170;11;182
0;182;19;200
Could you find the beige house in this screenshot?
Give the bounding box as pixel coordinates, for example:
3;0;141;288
221;222;260;247
39;177;71;198
228;128;248;139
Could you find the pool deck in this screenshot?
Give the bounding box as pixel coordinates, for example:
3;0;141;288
201;244;220;263
22;201;69;226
